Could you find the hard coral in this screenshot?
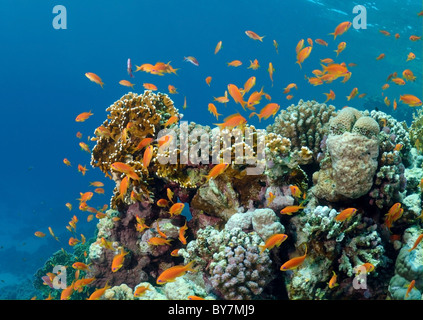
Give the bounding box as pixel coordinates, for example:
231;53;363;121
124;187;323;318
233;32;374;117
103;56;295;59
179;226;274;300
267;99;337;163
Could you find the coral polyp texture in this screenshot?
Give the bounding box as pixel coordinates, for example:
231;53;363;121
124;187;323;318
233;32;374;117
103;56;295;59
34;92;423;301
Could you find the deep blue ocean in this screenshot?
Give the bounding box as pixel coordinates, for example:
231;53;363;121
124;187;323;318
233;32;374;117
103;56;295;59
0;0;421;299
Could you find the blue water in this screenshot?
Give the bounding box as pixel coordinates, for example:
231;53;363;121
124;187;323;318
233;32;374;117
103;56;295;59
0;0;421;299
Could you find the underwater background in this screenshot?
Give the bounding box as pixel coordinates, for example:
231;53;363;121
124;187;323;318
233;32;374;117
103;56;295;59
0;0;422;300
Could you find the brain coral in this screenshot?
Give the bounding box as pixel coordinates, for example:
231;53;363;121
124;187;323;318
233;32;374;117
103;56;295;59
267;99;337;163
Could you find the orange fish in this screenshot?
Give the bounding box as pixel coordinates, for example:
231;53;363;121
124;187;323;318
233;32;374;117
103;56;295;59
323;89;336;102
384;97;391;107
408;234;423;252
75;111;93;122
167;188;174;203
283;83;298;94
395;33;400;39
143;145;153;168
267;192;276;205
87;282;111;300
289;185;302;198
246;87;264;109
308;77;323;86
406;52;415;62
156;261;196;284
409;35;421;41
188;295;205;300
78;191;93;203
259;234;288;253
48;226;59;241
78;164;88;176
135;137;154;151
334;42;346;56
347;87;359;101
280;205;304;215
169;203;185;217
315;39;328;46
248;59;260;70
268;62;275;86
227;60;242;67
245;30;264;41
203;163;229;182
183;56;199;66
156;222;167;239
157;199;169;207
111;248;128;272
249;103;280;122
148;237;172;246
164;115;179;128
60;281;75;300
214;41;222;55
205;76;212;86
330;21;352;39
286;95;294;100
158;134;173;149
168;85;178;94
90;181;104;187
334;208;357;222
69;237;80;246
65;203;72;211
399;94;422;107
214;113;247;130
63;158;72;167
358;93;367;98
76;131;82;138
208;103;222;120
227;84;246;110
402;69;416;82
143;83;158;91
273;40;279;54
72;262;90;271
171;249;180;257
393;98;397;110
376;53;385;60
34;231;46;238
79;142;91;153
134;285;151;298
320;58;334;64
405;280;416;298
213;91;229;105
295;39;304;55
328;271;339;289
85;72;104;88
94;188;104;194
178;220;188;245
119;80;135;88
382;83;390;90
280;244;307;271
392;77;405;85
118;176;129;201
242;76;256;95
296;46;312;69
379;30;390;36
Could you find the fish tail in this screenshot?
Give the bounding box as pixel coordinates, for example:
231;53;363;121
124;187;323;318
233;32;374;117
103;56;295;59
296;61;302;69
185;260;196;272
249;112;258;119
